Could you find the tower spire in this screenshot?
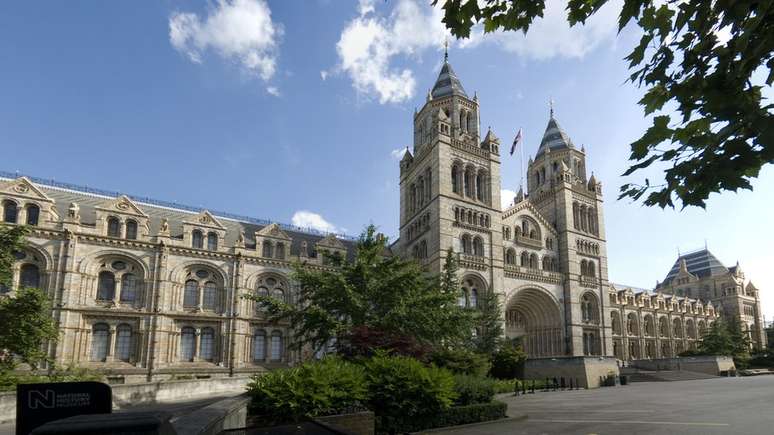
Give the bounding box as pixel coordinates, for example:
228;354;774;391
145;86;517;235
549;97;555;118
444;37;449;62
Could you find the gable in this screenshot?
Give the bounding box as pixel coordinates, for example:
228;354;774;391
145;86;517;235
184;210;226;230
255;223;292;241
317;234;346;250
0;177;54;203
502;200;558;237
96;195;148;218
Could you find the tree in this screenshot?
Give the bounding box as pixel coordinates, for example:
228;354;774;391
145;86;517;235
249;226;475;356
471;288;504;355
0;226;58;370
434;0;774;208
698;319;733;355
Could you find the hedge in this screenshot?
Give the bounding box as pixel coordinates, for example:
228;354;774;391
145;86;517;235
377;400;507;433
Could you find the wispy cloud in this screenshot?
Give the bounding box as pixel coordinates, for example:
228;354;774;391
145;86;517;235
291;210;342;234
169;0;282;82
390;147;407;160
501;189;516;209
266;86;280;96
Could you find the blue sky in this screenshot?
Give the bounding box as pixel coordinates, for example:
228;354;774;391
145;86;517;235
1;0;772;319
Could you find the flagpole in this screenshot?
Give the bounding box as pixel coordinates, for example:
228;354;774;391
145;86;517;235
519;128;525;191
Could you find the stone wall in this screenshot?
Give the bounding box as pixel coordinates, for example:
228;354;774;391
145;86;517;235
525;356;619;388
630;356;734;375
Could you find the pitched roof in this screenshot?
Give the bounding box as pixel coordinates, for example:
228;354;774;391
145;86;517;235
536;116;574;157
431;61;468;99
662;249;729;284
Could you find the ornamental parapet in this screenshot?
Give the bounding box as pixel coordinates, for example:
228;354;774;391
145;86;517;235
579;275;600;287
458;254;487;271
504;265;562;284
450;138;490;158
514;235;542;249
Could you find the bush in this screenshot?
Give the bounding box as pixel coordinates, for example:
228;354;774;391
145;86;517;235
247;357;367;424
429;348;490;377
0;366;102;392
491;378;521;394
364;353;456;433
338;325;429;361
748;353;774;368
489;345;527;380
453;375;495;405
378;400;507;433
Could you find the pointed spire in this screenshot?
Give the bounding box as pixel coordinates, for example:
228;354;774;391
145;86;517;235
588;172;597;190
431;50;468;98
515;186;524;202
679;258;688;273
549;97;555;118
536;112;574;157
444;37;449;62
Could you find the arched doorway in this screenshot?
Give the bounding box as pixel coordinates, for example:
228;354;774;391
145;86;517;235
505;288;564;357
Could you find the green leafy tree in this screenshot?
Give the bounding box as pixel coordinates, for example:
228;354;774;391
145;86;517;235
0;226;58;370
698;319;733;355
489;340;527;380
248;226;474;355
726;316;751;356
434;0;774;208
471;289;504;355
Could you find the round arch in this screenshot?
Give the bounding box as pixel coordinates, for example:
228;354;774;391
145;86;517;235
77;249;150;278
505;286;563;357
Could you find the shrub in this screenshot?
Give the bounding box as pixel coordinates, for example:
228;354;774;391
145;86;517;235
453;375;495;405
489;345;527;380
0;366;102;392
748;353;774;368
491;378;521;394
338;325;430;360
364;353;456;433
429;348;490;377
247;357;367;424
378;400;507;433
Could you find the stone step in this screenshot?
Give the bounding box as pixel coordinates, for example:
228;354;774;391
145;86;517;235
625;370;717;383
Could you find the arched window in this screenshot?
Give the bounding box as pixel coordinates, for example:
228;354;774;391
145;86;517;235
200;328;215;361
473;237;484;257
581;294;596;322
255;286;269;312
202;282;218;311
459;110;466;132
451;165;460;194
469;289;478;308
466;112;473;133
125;220;138;240
115;324;132;362
627;313;638;335
19;264;40;288
659;317;669;337
2;200;17;223
458;289;467;307
271;288;285;303
253;330;266;361
589;261;596;277
25;204;40;226
270;331;283;361
256;275;286;313
207;233;218;251
183;280;198;308
520;251;529;267
476;171;485;201
275;243;286;260
611;312;622;335
530;253;538;269
644;315;655;336
673;318;683;337
262;240;273;258
461;277;483;309
91;323;110;362
464;167;474;197
180;327;196;362
107;217;120;238
542;256;551;270
120;273;137;303
505;249;515;265
192;230;203;249
461;234;472;255
97;271;115;300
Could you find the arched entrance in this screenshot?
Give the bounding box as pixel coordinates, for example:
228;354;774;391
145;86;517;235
505;288;564;357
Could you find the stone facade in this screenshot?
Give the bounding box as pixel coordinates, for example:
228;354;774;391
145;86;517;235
0;58;766;383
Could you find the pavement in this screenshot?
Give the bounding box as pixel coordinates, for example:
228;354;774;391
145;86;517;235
431;376;774;435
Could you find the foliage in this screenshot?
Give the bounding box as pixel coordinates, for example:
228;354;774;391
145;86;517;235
376;400;507;433
434;0;774;209
429;348;490;377
489;342;527;380
0;366;102;392
452;374;495;406
0;226;28;291
247;226;474;354
364;353;457;433
698;318;751;359
338;325;429;360
747;352;774;368
471;288;504;355
246;357;368;424
491;378;521;394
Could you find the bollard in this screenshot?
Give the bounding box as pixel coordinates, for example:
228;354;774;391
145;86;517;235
514;380;519;396
553;377;558;391
560;377;566;390
530;380;535;394
569;378;573;390
523;380;527;395
576;378;580;390
544;377;550;392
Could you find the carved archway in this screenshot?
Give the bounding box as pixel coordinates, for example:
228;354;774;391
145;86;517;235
505;287;563;357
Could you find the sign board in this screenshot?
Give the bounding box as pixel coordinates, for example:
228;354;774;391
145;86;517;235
16;381;111;435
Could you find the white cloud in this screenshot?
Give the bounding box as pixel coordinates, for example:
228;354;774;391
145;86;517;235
266;86;280;96
501;189;516;209
334;0;449;104
459;0;622;60
169;0;282;81
292;210;341;234
390;147;407;160
320;70;329;80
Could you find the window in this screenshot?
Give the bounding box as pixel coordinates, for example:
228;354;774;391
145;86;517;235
469;289;478;308
253;330;266;361
451;165;460;194
256;287;269;312
180;327;196;361
275;243;285;260
272;288;285;303
192;230;203;249
120;273;137;303
207;233;218;251
262;240;273;258
184;280;198;308
458;290;467;307
270;332;282;361
505;249;515;265
461;235;472;255
20;264;40;288
25;204;40;226
200;328;215;361
125;220;138;240
256;276;286;313
97;271;116;300
473;237;484;257
476;172;485;201
91;323;109;362
202;282;218;310
107;217;120;237
581;294;595;322
2;201;17;223
115;324;132;362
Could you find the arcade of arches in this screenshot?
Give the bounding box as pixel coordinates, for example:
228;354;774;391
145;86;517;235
505;288;566;358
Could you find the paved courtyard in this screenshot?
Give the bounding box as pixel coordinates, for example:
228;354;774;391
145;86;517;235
433;376;774;435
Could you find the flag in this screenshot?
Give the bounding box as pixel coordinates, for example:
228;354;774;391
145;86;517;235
510;128;523;155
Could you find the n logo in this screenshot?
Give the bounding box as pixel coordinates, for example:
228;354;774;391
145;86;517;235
28;390;55;409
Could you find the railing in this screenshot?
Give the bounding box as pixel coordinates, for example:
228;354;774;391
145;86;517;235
0;170;356;241
579;275;600;287
503;265;562;284
515;235;542;249
450;138;490;158
458;253;487;270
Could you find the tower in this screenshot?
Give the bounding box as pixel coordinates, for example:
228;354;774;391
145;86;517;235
525;111;612;356
399;54;504;307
